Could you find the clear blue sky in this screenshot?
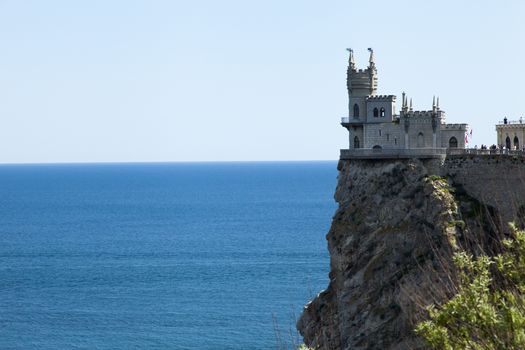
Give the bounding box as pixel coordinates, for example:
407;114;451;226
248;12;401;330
0;0;524;163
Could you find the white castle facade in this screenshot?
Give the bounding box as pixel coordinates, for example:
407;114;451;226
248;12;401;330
496;117;525;150
341;49;468;159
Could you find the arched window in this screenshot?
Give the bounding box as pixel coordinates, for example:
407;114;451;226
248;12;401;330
372;145;382;150
354;136;360;149
353;104;360;118
506;136;511;149
417;132;424;148
380;107;386;117
514;136;519;150
373;108;379;118
449;136;458;148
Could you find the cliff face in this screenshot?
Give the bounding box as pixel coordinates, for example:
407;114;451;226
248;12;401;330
298;156;525;350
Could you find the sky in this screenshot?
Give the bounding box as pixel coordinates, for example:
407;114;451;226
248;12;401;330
0;0;524;163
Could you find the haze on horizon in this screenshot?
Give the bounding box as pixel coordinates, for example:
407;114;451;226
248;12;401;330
0;0;524;163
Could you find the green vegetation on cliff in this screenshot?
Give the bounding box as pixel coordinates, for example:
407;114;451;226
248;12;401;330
416;224;525;349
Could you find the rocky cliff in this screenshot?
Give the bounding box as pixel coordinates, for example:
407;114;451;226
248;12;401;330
298;156;525;350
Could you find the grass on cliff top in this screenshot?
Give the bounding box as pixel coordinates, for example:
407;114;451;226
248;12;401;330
416;223;525;350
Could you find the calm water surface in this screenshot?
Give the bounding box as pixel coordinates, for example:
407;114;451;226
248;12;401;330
0;162;336;349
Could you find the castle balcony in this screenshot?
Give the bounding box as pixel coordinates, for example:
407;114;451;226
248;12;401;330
497;119;524;125
340;148;447;160
341;117;364;126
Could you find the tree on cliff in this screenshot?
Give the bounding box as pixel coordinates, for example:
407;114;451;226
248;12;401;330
416;224;525;350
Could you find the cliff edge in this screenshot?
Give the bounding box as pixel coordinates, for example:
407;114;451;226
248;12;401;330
298;156;525;350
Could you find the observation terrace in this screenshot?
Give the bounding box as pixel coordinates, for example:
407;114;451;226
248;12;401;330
447;148;525;157
340;148;525;160
498;119;524;125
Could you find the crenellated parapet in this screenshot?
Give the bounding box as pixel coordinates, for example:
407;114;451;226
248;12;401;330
400;110;446;126
366;95;396;102
411;110;433;116
403;110;440;118
442;123;468;130
346;48;377;98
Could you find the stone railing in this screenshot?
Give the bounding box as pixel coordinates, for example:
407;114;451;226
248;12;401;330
498;120;524;125
447;148;525;156
340;148;447;159
341;117;362;124
341;147;525;160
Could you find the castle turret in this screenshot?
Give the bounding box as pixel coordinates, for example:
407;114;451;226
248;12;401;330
347;48;378;119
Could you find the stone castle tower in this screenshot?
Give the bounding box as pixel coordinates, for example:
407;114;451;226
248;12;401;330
346;48;378;120
496;117;525;150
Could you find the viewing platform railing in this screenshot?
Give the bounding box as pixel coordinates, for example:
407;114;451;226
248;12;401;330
498;120;524;125
447;148;525;156
340;148;525;160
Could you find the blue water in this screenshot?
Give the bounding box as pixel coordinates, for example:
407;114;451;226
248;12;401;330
0;162;336;349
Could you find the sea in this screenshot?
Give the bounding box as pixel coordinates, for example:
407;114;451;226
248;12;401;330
0;162;337;350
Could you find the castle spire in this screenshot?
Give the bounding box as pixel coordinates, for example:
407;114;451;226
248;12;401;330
346;48;355;69
437;96;440;110
367;48;375;68
409;98;413;111
401;92;409;113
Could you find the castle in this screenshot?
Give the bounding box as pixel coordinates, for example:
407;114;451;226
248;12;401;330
341;48;468;159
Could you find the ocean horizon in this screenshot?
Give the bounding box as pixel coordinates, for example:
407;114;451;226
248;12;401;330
0;161;336;349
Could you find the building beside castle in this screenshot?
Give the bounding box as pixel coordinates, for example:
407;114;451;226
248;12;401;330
496;117;525;150
340;49;468;159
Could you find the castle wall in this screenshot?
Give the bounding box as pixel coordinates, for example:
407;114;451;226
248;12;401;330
440;127;466;149
363;122;404;149
347;114;468;151
443;155;525;224
366;95;395;123
406;116;435;148
349;97;367;120
349;126;364;149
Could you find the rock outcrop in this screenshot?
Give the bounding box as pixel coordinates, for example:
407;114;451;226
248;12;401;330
298;156;525;350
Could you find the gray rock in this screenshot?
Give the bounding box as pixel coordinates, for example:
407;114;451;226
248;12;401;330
298;156;525;349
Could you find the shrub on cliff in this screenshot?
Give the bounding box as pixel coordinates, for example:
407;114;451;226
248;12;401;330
415;224;525;349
